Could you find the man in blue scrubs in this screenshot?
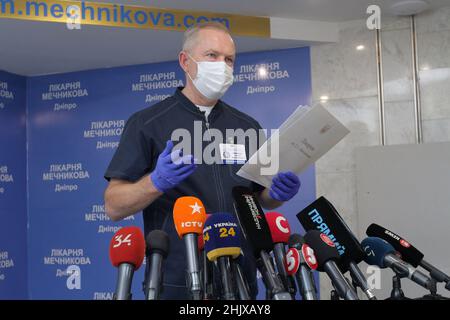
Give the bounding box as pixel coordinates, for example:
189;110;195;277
104;22;301;299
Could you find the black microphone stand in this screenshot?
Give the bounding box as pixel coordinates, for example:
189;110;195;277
387;274;411;300
415;279;450;300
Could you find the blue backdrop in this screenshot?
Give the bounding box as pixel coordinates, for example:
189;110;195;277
1;47;315;299
0;70;28;299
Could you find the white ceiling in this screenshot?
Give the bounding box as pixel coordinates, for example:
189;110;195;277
0;19;311;76
1;0;449;76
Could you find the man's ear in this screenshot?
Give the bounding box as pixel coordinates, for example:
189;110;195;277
179;51;189;73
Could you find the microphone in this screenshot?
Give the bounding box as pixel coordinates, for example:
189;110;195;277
199;214;216;300
232;186;292;300
287;234;318;300
198;232;205;251
203;212;242;300
361;237;432;290
304;230;359;300
297;196;377;300
173;196;207;300
265;212;297;297
144;230;170;300
198;231;215;300
232;255;251;300
367;223;450;290
109;226;145;300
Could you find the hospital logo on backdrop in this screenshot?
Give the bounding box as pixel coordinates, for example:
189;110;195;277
0;81;15;110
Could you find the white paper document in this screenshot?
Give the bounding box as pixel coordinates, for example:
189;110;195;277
237;103;350;188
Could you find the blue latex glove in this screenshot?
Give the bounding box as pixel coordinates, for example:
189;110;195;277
269;171;301;202
150;140;197;193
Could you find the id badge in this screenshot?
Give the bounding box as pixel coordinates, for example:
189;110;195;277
219;143;247;164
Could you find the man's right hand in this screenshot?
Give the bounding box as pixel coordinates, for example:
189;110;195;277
150;140;197;193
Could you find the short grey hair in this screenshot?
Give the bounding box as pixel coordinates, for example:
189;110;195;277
182;22;233;52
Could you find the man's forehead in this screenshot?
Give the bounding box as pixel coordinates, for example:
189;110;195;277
193;29;235;55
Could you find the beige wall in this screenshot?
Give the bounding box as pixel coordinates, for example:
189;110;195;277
310;7;450;299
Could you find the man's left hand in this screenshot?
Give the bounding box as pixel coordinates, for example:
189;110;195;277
268;171;301;202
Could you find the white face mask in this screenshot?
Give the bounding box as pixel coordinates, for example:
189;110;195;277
186;54;234;101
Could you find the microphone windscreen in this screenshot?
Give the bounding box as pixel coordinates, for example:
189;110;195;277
366;223;424;267
288;233;305;249
265;212;291;244
146;230;170;258
301;243;319;271
361;237;396;268
232;186;273;256
284;248;300;276
303;230;340;272
109;226;145;269
198;214;212;251
203;212;241;261
173;196;207;238
296;196;365;271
